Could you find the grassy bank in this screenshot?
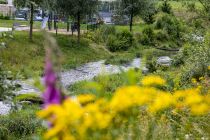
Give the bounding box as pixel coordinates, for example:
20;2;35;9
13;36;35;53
0;31;110;78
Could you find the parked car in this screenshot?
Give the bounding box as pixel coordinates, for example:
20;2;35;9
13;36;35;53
15;9;29;21
33;10;43;21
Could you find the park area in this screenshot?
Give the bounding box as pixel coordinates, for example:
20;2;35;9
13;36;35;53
0;0;210;139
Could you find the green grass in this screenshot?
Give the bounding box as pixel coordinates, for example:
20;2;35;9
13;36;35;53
0;31;110;78
115;23;147;33
14;93;42;104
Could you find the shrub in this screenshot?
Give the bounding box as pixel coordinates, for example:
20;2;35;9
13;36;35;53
0;14;10;20
155;30;168;41
0;59;16;101
99;26;116;43
0;0;7;4
143;14;155;24
179;33;210;84
0;106;45;139
160;0;172;14
140;26;155;45
107;30;134;52
84;26;116;44
155;14;184;41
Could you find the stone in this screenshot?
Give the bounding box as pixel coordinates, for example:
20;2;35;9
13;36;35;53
0;102;11;115
157;56;172;66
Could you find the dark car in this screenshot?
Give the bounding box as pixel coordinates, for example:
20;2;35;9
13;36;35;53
15;10;29;20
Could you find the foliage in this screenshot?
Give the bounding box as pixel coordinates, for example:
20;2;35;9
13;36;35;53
0;0;7;4
14;0;43;8
14;93;42;104
0;105;45;139
160;0;172;14
0;35;16;101
121;0;156;31
140;26;155;45
155;14;184;42
56;0;98;42
0;63;16;101
38;74;210;140
180;32;210;84
107;30;134;52
84;26;116;44
0;14;10;20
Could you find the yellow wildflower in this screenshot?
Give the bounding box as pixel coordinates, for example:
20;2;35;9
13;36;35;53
191;103;209;115
184;93;203;106
141;75;166;86
149;93;175;113
191;78;197;84
77;94;96;104
208;66;210;70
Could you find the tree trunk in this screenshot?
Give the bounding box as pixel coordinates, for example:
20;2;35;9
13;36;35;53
129;0;134;32
29;3;34;41
48;12;52;30
77;12;81;44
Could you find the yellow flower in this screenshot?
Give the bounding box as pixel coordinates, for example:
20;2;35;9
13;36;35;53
149;93;175;113
191;78;197;84
77;94;96;104
208;66;210;70
141;75;166;86
184;93;203;106
191;103;209;115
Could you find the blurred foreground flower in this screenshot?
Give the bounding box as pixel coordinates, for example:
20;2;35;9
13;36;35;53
38;75;210;140
43;59;61;107
42;33;62;107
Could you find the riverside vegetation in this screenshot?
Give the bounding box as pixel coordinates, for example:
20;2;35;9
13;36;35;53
0;0;210;139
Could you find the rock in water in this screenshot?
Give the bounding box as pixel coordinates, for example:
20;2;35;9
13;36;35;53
157;56;172;66
0;102;11;115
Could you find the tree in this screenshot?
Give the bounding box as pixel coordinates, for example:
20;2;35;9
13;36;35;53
121;0;156;32
57;0;98;44
14;0;42;41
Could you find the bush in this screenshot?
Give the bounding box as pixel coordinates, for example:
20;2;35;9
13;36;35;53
179;33;210;84
84;26;116;44
140;26;155;45
0;106;45;139
143;14;155;24
0;60;16;101
99;25;116;43
160;0;172;14
0;0;7;4
107;30;134;52
155;14;184;40
0;14;10;20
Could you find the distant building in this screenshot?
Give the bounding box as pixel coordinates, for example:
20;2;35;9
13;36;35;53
0;0;14;16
